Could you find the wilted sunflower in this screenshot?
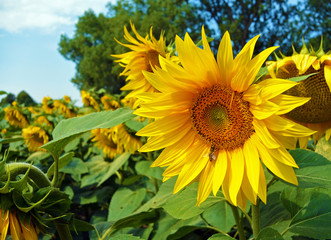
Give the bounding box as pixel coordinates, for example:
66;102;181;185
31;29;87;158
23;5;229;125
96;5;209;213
22;126;49;152
117;124;142;153
101;95;121;111
81;90;100;111
35;116;53;130
0;208;38;240
4;105;29;128
53;100;76;118
112;22;177;108
135;29;315;207
91;127;124;159
266;40;331;146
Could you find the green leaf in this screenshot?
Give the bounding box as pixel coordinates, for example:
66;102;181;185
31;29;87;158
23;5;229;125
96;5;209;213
315;136;331;161
70;218;96;232
41;108;135;158
202;200;235;232
46;152;74;177
0;91;7;95
108;188;147;222
137;178;177;212
60;157;88;175
163;182;223;220
287;194;331;239
109;235;142;240
26;151;50;163
208;234;236;240
124;118;147;132
290;149;331;188
135;161;164;180
73;186;112;205
151;213;204;240
288;72;318;82
81;152;130;188
0;137;24;144
256;228;284;240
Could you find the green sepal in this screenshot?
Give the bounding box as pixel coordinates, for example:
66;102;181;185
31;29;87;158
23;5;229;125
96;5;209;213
287;72;318;82
13;187;53;212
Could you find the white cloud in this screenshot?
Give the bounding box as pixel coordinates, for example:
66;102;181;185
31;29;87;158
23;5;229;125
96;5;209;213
0;0;116;33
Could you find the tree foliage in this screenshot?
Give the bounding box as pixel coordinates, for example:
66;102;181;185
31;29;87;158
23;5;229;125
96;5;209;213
58;0;331;94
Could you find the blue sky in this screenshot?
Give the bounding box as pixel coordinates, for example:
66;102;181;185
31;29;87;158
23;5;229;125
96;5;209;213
0;0;116;105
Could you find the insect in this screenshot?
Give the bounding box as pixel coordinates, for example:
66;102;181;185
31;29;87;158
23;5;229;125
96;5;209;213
209;146;216;162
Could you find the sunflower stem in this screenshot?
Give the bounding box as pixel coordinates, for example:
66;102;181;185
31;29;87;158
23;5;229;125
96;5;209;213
230;204;246;240
5;162;51;188
55;220;73;240
51;154;60;188
251;199;260;239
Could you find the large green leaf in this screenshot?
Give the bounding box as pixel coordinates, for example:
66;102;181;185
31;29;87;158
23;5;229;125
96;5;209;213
151;213;204;240
41;108;135;158
202;200;235;233
59;157;88;175
315;136;331;161
81;152;131;187
108;188;147;222
163;182;223;220
256;228;284;240
290;149;331;188
73;186;112;205
286;194;331;239
135;161;164;180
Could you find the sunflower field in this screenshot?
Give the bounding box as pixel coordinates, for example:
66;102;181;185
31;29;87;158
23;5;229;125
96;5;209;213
1;22;331;240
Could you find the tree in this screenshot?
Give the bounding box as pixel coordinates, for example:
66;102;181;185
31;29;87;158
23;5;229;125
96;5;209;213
58;0;207;94
0;93;16;106
16;91;36;106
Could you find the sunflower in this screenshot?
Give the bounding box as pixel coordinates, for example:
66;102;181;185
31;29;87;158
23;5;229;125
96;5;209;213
101;95;121;111
22;126;49;152
42;96;54;114
35;116;53;130
112;21;177;108
4;105;29;128
81;90;100;111
53;100;76;118
134;29;315;208
63;95;71;103
91;127;124;159
266;40;331;146
117;124;142;153
0;208;38;240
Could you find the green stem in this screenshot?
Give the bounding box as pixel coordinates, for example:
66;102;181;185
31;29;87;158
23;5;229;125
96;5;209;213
51;154;59;188
6;163;51;188
55;220;73;240
230;204;246;240
251;199;260;239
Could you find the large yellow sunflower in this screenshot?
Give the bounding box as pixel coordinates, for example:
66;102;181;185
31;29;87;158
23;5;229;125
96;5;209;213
4;105;29;128
266;41;331;146
0;209;38;240
22;126;49;152
134;29;315;208
112;22;177;108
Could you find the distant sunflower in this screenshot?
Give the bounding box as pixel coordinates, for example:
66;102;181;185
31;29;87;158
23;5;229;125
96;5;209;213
63;95;71;103
101;95;121;111
0;208;38;240
91;127;123;159
81;90;100;111
117;124;142;153
4;105;29;128
135;29;315;207
267;40;331;146
112;22;177;108
42;96;54;114
35;116;53;129
53;100;76;118
22;126;49;152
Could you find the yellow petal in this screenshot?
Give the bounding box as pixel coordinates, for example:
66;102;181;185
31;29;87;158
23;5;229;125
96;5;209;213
270;94;311;115
0;210;9;240
197;160;215;205
258;79;298;100
173;145;209;193
228;148;245;206
212;150;228;196
243;136;260;195
258;163;267;204
9;212;23;240
324;64;331;92
253;119;281;149
241;169;257;205
250;100;279;120
217;31;234;86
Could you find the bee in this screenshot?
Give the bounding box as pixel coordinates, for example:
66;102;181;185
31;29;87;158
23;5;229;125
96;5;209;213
209;146;216;162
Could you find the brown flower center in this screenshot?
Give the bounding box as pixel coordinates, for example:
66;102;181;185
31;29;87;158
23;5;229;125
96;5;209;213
190;85;254;151
278;63;331;123
145;49;161;72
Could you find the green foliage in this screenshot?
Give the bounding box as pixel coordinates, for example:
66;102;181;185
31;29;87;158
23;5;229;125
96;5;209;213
16;90;36;106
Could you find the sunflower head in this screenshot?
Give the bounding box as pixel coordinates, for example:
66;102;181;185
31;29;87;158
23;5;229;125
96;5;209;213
91;127;124;159
112;21;178;108
63;95;71;103
134;28;315;207
4;105;29;128
101;95;121;111
35;115;53;130
53;99;76;118
0;208;39;240
81;90;100;111
22;125;49;152
42;96;54;114
266;38;331;143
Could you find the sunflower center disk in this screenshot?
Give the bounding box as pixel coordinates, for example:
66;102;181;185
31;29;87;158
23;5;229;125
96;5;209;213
145;49;161;72
190;85;254;151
